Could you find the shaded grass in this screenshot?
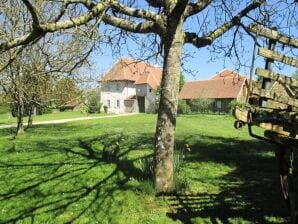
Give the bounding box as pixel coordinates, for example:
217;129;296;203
0;114;296;223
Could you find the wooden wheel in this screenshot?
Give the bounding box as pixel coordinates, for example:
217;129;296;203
276;147;297;224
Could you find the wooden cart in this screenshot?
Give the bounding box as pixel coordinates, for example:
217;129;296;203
233;24;298;223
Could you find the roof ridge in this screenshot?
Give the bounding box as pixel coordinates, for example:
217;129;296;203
185;76;244;83
209;68;242;79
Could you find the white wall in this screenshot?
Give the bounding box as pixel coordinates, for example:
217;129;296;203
101;81;136;114
136;84;157;113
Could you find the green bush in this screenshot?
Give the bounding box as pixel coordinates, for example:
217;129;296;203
38;105;53;115
228;98;246;111
189;98;214;113
177;100;191;114
79;104;88;114
86;90;102;114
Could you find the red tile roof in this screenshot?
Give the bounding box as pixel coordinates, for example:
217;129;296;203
210;68;241;80
100;58;162;90
179;69;247;99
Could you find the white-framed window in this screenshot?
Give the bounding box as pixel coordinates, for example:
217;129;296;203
116;100;120;108
107;100;111;108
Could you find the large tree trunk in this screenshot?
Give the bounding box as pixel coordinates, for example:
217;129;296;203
154;8;185;193
16;97;25;135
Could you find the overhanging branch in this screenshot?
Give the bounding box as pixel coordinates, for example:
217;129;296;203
103;14;157;33
21;0;40;26
0;29;44;53
184;0;265;48
0;1;108;52
110;2;159;22
185;0;212;17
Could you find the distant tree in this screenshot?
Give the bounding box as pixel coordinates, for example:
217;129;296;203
53;78;83;109
85;89;102;114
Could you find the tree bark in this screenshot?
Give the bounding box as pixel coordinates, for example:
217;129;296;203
154;10;185;193
16;97;25;135
27;103;34;128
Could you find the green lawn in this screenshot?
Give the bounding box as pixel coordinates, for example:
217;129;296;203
0;110;107;125
0;114;295;223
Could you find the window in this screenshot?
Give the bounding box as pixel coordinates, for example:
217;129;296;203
149;88;152;92
116;100;120;108
116;83;120;91
107;100;111;108
216;100;222;109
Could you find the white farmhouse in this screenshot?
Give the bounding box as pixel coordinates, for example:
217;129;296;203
99;58;162;113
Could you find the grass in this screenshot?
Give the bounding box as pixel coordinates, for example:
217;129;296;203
0;114;296;223
0;110;107;125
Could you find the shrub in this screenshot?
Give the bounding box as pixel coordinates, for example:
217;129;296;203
177;99;191;114
189;98;214;113
228;98;246;111
38;105;53;115
85;90;102;114
79;104;88;114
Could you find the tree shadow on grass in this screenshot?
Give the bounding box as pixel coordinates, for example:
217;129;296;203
0;131;154;224
0;127;16;138
0;123;296;223
166;135;296;224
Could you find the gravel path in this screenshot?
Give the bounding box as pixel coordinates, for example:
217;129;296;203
0;113;139;129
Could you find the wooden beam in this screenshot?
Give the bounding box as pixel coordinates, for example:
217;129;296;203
264;131;298;145
259;123;295;137
233;107;298;136
258;48;298;68
255;68;298;87
234;107;298;123
252;86;298;108
248;23;298;48
233;107;249;123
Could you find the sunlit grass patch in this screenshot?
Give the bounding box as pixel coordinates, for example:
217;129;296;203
0;114;295;223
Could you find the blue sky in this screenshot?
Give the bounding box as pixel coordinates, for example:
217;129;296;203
92;35;297;82
91;1;297;82
93;47;251;81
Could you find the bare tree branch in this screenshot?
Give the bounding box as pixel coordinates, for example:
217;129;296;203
21;0;40;26
0;29;45;53
110;2;159;22
102;14;158;34
0;1;108;52
185;0;212;18
184;0;265;48
145;0;165;8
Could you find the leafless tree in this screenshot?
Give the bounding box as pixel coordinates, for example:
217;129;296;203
0;0;297;192
0;1;98;135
